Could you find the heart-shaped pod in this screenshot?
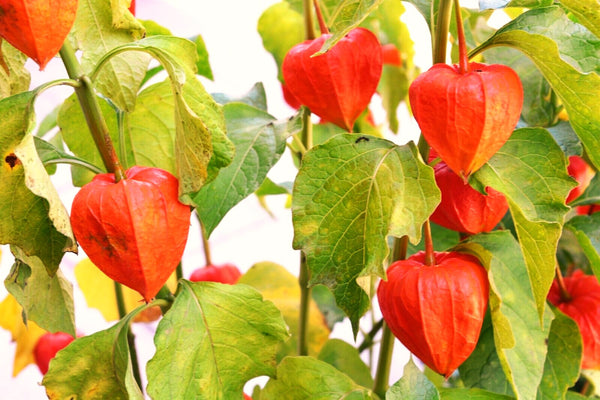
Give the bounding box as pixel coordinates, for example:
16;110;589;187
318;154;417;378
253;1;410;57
70;166;191;302
430;160;508;234
409;62;523;178
0;0;78;69
282;27;382;132
548;270;600;369
377;251;489;377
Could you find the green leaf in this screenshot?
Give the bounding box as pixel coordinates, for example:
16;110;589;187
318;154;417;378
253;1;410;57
406;221;461;257
473;6;600;173
439;388;516;400
565;214;600;280
311;284;346;329
536;307;582;400
455;231;547;400
553;0;600;39
192;34;213;80
146;281;289;400
546;121;583;158
255;177;292;197
472;128;574;319
42;304;149;399
564;392;588;400
238;262;330;361
257;1;304;81
317;339;374;388
261;356;377;400
34;136;103;175
194;103;298;236
73;0;149;112
317;0;385;55
403;0;439;34
0;40;30;100
0;92;76;275
459;313;514;396
484;47;558;128
212;82;268;111
292;134;440;333
571;173;600;207
479;0;552;9
4;247;75;336
386;358;440;400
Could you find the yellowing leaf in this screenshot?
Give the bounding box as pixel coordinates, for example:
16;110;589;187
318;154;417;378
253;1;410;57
238;261;330;358
0;294;46;375
75;258;177;322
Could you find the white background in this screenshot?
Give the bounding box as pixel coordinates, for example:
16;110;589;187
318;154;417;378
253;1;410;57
0;0;482;397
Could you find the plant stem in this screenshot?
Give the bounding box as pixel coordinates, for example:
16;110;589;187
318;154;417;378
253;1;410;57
555;265;572;302
358;318;384;353
58;41;126;182
197;215;213;266
114;282;143;389
453;0;468;73
303;0;316;40
433;0;454;65
373;324;395;398
424;220;436;266
313;0;329;35
372;236;409;396
298;251;310;356
176;262;183;281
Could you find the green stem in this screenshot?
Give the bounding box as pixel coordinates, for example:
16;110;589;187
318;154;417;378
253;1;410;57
43;158;104;174
372;236;409;396
373;324;395;398
297;109;313;356
197;214;213;266
114;282;143;389
303;0;316;40
176;262;183;281
58;41;126;182
298;251;310;356
358;318;384;353
433;0;454;65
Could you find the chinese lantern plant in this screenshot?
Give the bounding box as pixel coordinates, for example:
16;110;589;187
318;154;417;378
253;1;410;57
2;0;600;398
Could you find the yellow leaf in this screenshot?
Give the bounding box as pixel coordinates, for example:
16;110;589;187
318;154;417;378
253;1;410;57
74;258;178;322
238;261;330;359
0;294;46;376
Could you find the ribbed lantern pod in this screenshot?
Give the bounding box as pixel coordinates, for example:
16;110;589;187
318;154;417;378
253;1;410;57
282;27;382;132
408;1;523;179
70;166;191;302
430;160;508;235
0;0;78;69
377;251;489;378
